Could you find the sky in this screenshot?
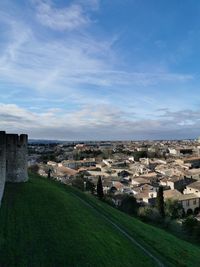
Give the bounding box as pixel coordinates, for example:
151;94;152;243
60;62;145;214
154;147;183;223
1;0;200;140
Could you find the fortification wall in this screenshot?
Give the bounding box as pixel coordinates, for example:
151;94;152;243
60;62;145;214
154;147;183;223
0;132;6;204
0;131;28;205
6;134;28;182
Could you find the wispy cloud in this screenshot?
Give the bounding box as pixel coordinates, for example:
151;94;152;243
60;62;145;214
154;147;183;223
0;0;198;139
0;14;192;96
34;0;97;31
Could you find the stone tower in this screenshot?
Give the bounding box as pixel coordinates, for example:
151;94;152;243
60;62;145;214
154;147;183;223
0;131;28;205
6;134;28;182
0;132;6;205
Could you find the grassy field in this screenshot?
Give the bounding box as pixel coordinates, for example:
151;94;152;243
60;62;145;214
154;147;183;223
0;175;156;267
68;186;200;267
0;175;200;267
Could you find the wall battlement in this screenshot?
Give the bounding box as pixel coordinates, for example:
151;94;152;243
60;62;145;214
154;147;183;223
0;131;28;205
6;134;28;146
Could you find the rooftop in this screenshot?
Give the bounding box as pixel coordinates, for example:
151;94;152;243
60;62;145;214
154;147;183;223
187;181;200;190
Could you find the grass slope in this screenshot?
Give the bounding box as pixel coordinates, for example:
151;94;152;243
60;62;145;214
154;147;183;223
0;175;200;267
69;186;200;267
0;175;155;267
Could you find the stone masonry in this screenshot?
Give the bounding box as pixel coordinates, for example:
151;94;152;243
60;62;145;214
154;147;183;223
0;131;28;205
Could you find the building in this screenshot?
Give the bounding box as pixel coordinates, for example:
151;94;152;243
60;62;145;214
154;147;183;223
0;131;28;204
177;194;200;215
164;189;200;215
61;158;96;169
184;181;200;197
160;176;193;191
183;157;200;168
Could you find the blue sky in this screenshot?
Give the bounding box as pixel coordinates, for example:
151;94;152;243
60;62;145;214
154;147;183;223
0;0;200;140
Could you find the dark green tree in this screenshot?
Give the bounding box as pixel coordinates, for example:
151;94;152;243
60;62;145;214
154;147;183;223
86;180;95;194
165;199;184;219
119;195;138;215
47;168;52;179
97;176;104;199
156;186;165;218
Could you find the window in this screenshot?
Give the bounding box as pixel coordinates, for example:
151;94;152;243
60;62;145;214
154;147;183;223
186;200;189;206
193;199;196;205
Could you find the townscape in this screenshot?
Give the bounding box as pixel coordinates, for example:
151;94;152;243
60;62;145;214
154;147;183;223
29;138;200;218
2;1;200;266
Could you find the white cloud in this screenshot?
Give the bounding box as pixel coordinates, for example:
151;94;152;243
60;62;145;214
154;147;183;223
34;0;92;31
1;103;200;140
0;1;197;140
0;5;193;105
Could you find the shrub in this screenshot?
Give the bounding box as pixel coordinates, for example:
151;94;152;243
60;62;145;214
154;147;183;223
138;206;162;223
28;164;39;174
119;195;138;215
72;178;84;191
182;216;198;235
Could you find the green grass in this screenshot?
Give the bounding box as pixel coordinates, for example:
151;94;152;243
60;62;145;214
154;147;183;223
67;186;200;267
1;174;200;267
0;175;155;267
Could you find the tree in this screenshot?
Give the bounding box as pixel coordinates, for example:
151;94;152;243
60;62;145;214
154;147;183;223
86;180;95;194
28;164;39;174
119;195;138;215
138;206;162;223
47;168;52;179
165;199;184;219
156;186;165;218
97;176;104;199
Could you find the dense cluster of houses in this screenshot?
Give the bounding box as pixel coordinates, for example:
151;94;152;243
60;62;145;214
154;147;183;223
29;139;200;216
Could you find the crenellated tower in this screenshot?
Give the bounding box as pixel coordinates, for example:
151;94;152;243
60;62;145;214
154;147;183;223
0;131;28;204
0;131;6;205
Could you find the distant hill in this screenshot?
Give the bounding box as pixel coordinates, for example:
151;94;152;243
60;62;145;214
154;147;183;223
0;175;200;267
28;139;65;144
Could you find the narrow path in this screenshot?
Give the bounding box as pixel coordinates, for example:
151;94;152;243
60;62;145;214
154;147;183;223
71;192;165;267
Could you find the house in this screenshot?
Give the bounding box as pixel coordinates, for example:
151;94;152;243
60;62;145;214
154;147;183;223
177;194;200;215
183;157;200;168
184;181;200;197
185;168;200;180
55;166;77;179
61;158;96;169
164;189;182;200
47;161;57;167
140;172;158;184
131;177;150;186
102;159;113;167
167;176;186;191
110;181;124;193
160;176;193;192
164;189;200;215
132;184;157;205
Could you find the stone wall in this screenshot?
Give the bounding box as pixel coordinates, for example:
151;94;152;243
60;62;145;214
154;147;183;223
0;131;28;205
0;132;6;205
6;134;28;182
